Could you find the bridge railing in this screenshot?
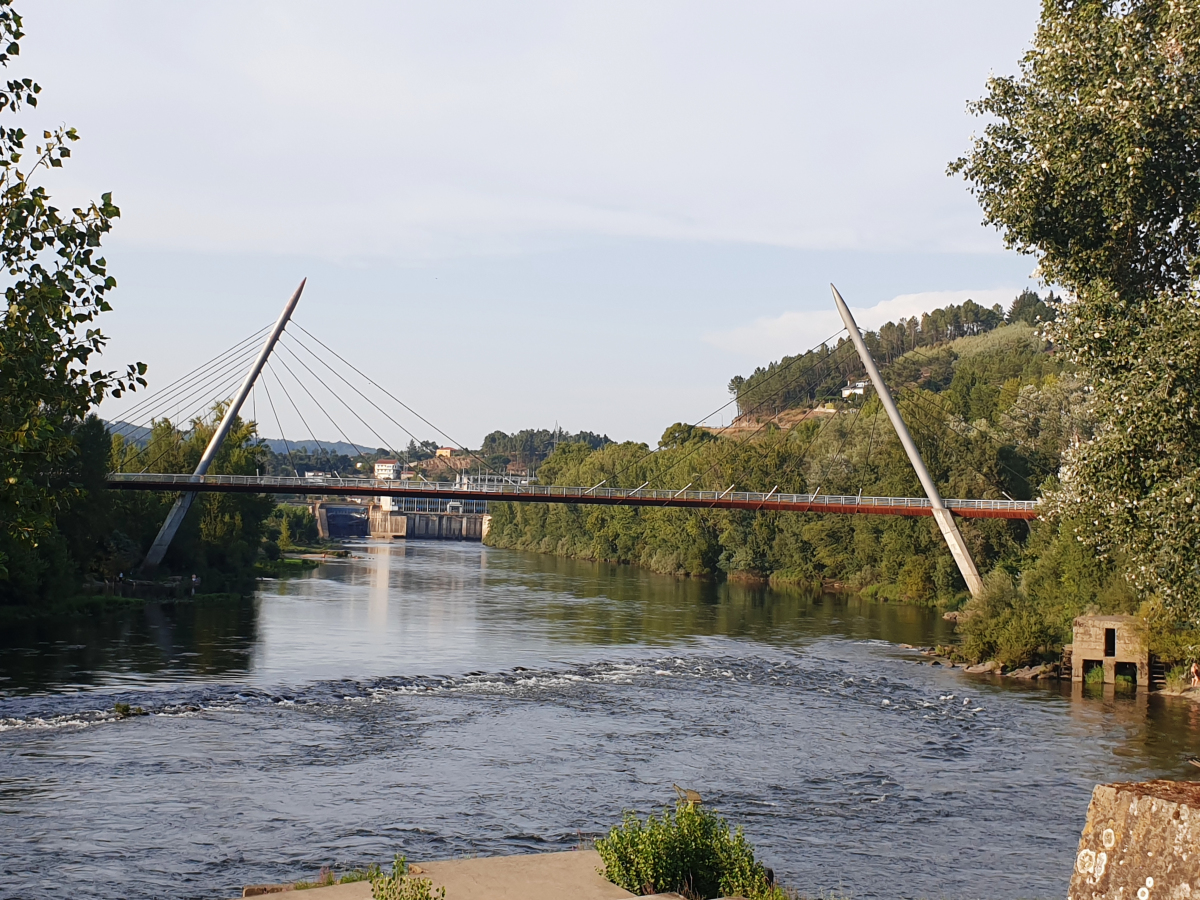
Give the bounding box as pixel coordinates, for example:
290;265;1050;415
105;472;1039;514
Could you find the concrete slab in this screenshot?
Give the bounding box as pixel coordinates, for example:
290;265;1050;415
415;850;635;900
232;850;635;900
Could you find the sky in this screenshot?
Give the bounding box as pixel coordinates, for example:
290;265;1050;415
19;1;1043;448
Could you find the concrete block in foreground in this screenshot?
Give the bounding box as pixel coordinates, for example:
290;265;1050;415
1070;780;1200;900
234;850;636;900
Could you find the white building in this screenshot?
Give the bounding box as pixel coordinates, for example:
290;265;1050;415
374;459;400;480
841;380;870;398
375;459;401;511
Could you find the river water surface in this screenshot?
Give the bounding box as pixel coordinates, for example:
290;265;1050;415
2;542;1199;900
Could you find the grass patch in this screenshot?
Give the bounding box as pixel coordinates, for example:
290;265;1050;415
370;856;445;900
597;799;786;900
1084;664;1106;685
292;864;379;890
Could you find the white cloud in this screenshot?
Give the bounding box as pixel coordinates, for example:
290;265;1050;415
705;288;1021;359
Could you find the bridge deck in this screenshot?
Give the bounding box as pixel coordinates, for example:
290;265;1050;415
106;473;1039;519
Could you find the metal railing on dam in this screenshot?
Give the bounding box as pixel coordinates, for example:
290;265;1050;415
106;472;1039;519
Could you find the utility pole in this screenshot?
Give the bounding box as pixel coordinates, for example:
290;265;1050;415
142;279;307;570
831;284;984;597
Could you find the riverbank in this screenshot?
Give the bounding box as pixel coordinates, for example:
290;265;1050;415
0;590;248;623
0;553;332;623
903;644;1060;680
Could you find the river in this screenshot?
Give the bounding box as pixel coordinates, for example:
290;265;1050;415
2;541;1198;900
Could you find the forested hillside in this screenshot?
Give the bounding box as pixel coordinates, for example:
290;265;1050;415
486;295;1136;664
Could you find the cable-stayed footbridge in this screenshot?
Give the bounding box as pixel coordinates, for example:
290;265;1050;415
105;281;1043;596
105;472;1037;520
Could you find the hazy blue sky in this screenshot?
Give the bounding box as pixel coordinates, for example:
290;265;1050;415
22;1;1042;447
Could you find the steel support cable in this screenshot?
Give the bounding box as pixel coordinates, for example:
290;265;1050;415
859;337;1057;485
281;331;453;460
265;359;327;459
271;342;365;459
888;342;1064;475
722;372;861;497
109;325;270;427
653;339;859;494
114;346;261;443
897;385;1044;492
274;333;409;462
129;366;259;474
730;342;906;500
260;370;297;476
659;354;851;499
811;401;867;495
115;342;266;435
890;388;956;483
287;322;503;476
895;388;1017;499
857;400;883;498
603;330;852;492
120;355;263;448
109;326;272;432
298;318;850;486
898;398;1014;508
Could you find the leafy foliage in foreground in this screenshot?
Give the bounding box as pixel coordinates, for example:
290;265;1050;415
0;1;144;586
597;801;784;900
952;0;1200;627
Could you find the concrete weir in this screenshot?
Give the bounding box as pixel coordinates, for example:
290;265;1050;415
367;508;486;541
1069;781;1200;900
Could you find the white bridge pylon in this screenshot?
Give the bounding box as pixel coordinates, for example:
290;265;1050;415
141;279;306;570
831;284;985;598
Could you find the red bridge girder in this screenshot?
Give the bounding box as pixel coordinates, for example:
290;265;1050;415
105;473;1038;520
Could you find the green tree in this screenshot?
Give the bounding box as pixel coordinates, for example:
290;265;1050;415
0;2;145;589
951;0;1200;622
110;410;274;589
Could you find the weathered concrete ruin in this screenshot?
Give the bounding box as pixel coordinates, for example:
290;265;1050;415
1066;615;1152;687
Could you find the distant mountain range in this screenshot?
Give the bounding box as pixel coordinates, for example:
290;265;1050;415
104;421;379;457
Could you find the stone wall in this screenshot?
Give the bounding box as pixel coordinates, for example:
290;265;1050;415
1069;780;1200;900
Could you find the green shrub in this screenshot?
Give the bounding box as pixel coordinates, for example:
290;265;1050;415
1084;664;1105;685
957;571;1055;667
1166;665;1191;692
369;856;444;900
293;865;375;890
596;801;784;900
